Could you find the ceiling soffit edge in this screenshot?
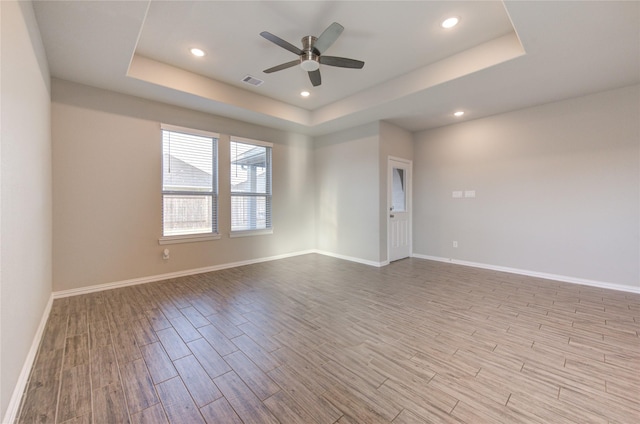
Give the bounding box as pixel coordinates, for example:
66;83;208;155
127;54;312;126
311;32;525;127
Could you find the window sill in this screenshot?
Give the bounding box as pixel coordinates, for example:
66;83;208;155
229;228;273;238
159;233;221;245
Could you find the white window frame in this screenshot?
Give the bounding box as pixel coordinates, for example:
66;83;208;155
159;123;220;245
230;136;273;237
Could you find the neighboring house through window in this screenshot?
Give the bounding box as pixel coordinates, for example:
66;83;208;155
230;137;272;235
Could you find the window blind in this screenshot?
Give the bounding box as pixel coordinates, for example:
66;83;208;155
162;126;218;236
230;139;272;232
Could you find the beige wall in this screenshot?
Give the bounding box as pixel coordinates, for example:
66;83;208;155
0;1;52;419
52;87;417;287
313;121;414;265
413;85;640;288
314;123;382;264
52;80;315;291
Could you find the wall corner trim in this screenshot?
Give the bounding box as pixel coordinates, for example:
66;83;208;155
411;254;640;294
3;294;54;424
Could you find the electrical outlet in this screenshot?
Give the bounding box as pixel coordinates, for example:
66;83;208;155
453;241;458;248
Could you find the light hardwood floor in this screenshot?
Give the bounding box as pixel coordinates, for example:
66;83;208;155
17;254;640;423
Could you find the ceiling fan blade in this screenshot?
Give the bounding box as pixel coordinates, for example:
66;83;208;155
260;31;303;56
319;56;365;69
314;22;344;54
308;70;321;87
263;60;300;73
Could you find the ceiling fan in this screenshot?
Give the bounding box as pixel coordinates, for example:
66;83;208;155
260;22;365;87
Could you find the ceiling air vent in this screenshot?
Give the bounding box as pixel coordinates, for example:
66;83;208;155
241;75;264;87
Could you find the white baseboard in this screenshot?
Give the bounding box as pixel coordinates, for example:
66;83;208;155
314;250;388;267
3;294;54;424
53;249;390;300
53;250;317;298
412;254;640;294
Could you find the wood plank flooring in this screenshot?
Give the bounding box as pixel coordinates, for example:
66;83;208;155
16;254;640;423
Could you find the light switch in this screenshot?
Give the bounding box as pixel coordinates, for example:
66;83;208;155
452;191;463;198
464;190;476;198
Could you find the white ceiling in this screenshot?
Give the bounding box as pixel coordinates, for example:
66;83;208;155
33;1;639;136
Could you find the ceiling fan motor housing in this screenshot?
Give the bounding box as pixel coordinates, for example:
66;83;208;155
300;36;320;71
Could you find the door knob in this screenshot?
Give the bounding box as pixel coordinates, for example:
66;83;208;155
390;214;395;218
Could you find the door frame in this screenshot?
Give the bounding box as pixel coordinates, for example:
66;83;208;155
387;156;413;263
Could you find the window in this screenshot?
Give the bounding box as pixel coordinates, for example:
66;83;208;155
230;137;272;234
161;124;218;240
391;167;406;212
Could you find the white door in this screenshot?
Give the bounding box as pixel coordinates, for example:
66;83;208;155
388;157;412;262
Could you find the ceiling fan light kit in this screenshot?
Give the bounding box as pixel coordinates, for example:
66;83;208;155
300;59;320;71
261;22;364;87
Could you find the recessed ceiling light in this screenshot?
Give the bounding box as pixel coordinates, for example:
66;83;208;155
300;91;310;97
190;48;205;57
441;17;460;29
454;111;465;117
